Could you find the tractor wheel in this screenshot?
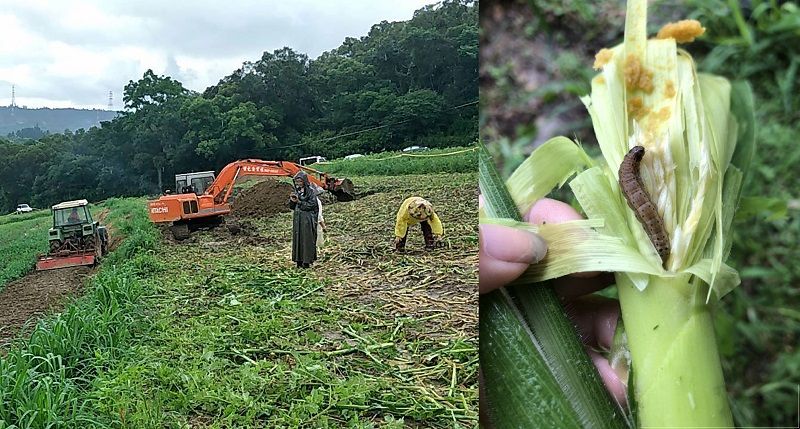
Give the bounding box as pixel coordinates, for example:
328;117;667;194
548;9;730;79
98;227;109;255
171;223;190;240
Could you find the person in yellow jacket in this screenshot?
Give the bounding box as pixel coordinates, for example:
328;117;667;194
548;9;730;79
394;196;443;251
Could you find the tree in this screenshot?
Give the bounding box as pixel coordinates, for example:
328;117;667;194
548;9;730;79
121;70;192;191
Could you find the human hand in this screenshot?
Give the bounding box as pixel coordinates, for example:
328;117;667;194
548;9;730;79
289;193;299;202
479;197;627;406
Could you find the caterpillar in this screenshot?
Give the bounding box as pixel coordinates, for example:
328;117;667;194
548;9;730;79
618;146;670;263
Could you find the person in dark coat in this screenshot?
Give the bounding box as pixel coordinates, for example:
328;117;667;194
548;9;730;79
289;171;319;268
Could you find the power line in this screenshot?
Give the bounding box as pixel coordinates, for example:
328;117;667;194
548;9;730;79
264;99;478;151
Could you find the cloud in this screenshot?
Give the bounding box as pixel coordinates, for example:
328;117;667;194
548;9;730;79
0;0;432;108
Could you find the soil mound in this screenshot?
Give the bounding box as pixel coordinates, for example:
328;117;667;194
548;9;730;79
231;179;293;218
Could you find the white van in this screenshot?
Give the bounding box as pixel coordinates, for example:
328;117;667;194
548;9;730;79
299;156;327;166
16;204;33;214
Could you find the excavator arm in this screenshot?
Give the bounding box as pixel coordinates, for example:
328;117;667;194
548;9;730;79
206;160;354;204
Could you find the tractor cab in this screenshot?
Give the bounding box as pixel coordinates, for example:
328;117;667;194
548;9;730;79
37;199;109;271
54;201;91;226
48;200;97;247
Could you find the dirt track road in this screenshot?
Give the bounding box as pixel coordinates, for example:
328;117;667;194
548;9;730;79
0;266;90;346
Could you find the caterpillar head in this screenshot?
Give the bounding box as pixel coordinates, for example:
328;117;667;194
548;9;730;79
630;145;645;161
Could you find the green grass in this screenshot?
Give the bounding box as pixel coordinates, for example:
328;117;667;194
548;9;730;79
0;197;159;428
0;210;50;226
715;112;800;427
86;252;476;427
315;146;476;176
0;214;50;288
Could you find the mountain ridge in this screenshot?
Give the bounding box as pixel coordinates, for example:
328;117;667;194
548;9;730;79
0;105;118;135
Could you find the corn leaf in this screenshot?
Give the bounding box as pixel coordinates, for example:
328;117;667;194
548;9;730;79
505;136;592;214
478;143;629;428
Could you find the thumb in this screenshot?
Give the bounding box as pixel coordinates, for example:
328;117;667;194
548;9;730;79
479;224;547;294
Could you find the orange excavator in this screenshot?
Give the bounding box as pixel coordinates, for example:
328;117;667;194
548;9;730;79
147;159;354;239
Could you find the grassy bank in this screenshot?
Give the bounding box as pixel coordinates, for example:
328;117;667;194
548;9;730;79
0;210;50;226
315;146;476;176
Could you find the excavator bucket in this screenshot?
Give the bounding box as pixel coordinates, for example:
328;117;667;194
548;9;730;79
36;252;96;271
331;178;355;202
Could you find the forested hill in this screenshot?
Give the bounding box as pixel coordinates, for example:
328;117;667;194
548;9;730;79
0;106;117;137
0;0;477;213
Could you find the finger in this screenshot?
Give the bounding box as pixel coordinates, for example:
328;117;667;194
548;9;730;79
552;272;615;299
526;198;584;224
481;224;547;263
527;198;603;280
479;258;528;294
566;295;620;350
588;350;628;408
479;224;547;294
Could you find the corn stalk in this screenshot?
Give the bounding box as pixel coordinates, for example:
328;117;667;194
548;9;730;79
482;0;756;426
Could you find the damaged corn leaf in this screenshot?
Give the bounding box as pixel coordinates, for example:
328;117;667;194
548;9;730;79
495;0;756;426
510;4;751;299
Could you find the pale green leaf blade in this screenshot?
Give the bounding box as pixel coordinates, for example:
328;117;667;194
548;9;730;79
505;137;591;214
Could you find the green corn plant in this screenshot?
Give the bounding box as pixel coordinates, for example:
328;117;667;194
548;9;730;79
481;0;756;426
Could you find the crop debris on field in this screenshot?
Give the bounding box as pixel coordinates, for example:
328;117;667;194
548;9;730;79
82;172;478;427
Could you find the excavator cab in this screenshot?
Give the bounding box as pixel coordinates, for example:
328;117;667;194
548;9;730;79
175;171;215;196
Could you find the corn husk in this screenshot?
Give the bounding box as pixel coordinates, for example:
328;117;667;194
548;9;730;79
485;0;756;426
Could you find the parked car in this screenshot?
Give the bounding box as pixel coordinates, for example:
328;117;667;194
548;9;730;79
401;146;430;152
15;204;33;214
344;154;365;160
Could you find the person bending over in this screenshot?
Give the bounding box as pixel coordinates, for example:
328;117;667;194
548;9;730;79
394;196;443;251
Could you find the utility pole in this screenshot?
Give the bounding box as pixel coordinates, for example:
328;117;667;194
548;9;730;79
9;84;16;116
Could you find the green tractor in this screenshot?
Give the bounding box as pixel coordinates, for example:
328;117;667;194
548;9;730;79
36;199;110;271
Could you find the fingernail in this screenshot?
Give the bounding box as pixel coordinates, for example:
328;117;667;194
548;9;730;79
480;224;547;264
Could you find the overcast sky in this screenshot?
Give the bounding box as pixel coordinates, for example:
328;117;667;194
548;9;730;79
0;0;432;110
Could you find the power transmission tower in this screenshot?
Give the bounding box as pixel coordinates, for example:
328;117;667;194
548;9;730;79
107;90;113;110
